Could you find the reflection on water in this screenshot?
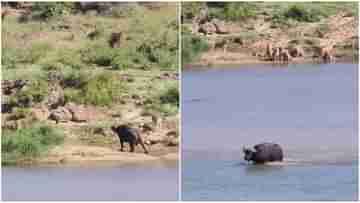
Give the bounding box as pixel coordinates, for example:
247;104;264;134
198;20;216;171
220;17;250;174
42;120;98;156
182;63;358;200
2;165;178;201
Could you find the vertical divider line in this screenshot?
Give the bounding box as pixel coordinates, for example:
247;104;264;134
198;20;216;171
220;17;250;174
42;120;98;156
178;1;182;201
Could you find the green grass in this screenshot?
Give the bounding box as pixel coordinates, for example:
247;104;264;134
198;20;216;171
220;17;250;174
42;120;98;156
64;72;127;106
2;125;65;165
182;28;209;65
145;82;179;116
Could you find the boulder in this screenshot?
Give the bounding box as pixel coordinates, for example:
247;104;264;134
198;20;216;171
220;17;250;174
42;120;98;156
30;106;50;121
42;84;65;109
198;22;216;35
162;115;179;131
211;18;229;34
49;107;72;123
145;134;165;145
65;103;91;122
164;135;179;147
2;79;28;95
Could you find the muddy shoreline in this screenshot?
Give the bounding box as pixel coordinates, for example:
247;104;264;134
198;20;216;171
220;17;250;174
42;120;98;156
184;51;357;69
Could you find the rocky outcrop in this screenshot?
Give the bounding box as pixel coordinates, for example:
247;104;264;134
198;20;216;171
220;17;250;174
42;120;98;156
66;103;93;122
42;84;65;109
30;106;50;121
49;107;72;123
2;79;28;95
198;22;217;35
211;18;229;34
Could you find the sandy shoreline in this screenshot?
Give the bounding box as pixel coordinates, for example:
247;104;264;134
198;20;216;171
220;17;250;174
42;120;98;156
185;51;356;69
18;145;179;167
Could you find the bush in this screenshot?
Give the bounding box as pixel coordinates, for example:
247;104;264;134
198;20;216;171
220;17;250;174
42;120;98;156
64;72;127;106
182;2;206;21
2;47;21;69
159;85;179;106
182;29;209;65
2;125;65;164
111;46;151;70
23;43;52;64
32;2;74;20
283;5;328;23
57;49;86;70
208;3;256;21
11;80;48;107
146;83;179;116
223;3;257;21
81;43;116;67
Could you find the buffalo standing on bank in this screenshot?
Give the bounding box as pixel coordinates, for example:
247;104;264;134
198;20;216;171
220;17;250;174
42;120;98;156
111;125;149;154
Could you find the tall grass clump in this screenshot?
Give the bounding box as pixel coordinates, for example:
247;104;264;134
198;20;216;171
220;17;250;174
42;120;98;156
32;2;74;20
182;28;209;65
2;125;64;165
207;2;257;21
146;83;179;116
64;72;127;106
281;5;328;23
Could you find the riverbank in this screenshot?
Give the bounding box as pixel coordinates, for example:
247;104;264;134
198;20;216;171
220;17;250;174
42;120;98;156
182;2;358;68
38;145;178;167
186;50;356;68
1;3;179;167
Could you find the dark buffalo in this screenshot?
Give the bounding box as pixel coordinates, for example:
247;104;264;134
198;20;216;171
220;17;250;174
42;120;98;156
111;125;149;154
243;143;283;164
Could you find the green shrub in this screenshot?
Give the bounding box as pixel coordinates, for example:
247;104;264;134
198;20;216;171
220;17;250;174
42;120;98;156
10;80;48;108
111;6;138;18
146;83;179;116
32;2;74;20
111;46;150;70
223;3;257;21
2;125;65;164
283;5;328;23
182;2;206;21
64;72;127;106
24;43;52;64
207;3;256;21
81;43;116;67
57;49;86;70
159;85;179;106
182;29;209;65
2;47;21;69
61;70;89;88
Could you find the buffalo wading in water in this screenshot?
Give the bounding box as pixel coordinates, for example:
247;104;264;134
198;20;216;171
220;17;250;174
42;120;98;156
111;124;149;154
243;143;283;164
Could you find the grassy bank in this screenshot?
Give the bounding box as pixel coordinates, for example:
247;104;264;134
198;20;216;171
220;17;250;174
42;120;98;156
182;2;358;66
2;2;179;165
2;125;64;165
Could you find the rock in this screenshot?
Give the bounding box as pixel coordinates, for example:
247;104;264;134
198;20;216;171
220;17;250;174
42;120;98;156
164;135;179;147
43;84;65;109
211;18;229;34
2;79;28;95
30;106;50;121
166;130;178;137
145;134;165;145
198;22;216;35
141;123;154;132
162;115;179;131
49;107;72;123
65;103;92;122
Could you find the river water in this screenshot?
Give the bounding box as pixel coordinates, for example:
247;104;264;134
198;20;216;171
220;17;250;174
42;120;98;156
182;63;358;200
2;164;178;201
